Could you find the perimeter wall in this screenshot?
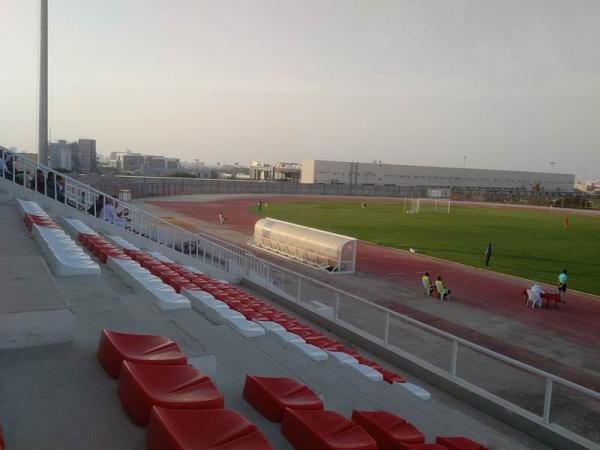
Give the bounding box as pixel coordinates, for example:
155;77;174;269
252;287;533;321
86;175;599;209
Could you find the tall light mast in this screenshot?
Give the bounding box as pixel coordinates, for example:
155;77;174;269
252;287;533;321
38;0;49;165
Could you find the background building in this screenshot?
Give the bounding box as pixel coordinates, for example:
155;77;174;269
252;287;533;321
109;151;145;173
107;151;180;176
48;138;96;172
249;160;301;181
143;156;180;176
49;140;75;170
301;160;575;192
77;139;96;172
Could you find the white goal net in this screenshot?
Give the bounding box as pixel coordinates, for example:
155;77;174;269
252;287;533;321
405;198;420;213
427;188;451;213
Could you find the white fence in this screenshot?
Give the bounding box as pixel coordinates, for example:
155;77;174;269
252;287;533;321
1;149;599;448
0;149;247;276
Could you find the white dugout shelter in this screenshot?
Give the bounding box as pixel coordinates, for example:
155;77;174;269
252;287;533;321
252;218;357;273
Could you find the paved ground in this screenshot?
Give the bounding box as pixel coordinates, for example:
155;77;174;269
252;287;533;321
0;198;548;450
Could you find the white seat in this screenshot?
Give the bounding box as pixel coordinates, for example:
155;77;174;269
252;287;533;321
255;321;286;333
268;329;306;345
144;288;190;310
22;207;100;277
327;351;359;366
16;199;48;218
47;251;101;276
348;364;384;382
205;306;244;325
98;244;188;310
525;289;541;309
184;266;204;274
422;280;433;296
181;290;220;314
289;341;328;362
223;317;266;338
394;382;431;400
63;218;98;237
149;251;173;263
106;235;139;251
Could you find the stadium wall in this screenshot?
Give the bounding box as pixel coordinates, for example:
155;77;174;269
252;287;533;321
301;159;575;192
89;176;590;209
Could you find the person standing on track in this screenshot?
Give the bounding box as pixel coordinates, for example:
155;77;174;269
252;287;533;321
558;269;568;302
484;242;493;266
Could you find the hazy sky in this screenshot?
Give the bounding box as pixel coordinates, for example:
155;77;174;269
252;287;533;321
1;1;599;179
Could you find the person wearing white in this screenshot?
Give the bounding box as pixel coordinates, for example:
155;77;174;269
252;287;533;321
101;199;124;227
531;282;545;308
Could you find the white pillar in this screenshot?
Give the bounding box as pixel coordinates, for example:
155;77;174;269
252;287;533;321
38;0;49;166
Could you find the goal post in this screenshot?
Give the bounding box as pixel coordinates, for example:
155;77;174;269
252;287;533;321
427;188;452;213
406;198;420;214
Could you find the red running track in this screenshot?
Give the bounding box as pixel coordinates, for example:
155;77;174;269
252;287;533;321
148;197;600;349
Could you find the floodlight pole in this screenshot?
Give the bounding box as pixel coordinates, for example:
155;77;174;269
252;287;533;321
38;0;49;165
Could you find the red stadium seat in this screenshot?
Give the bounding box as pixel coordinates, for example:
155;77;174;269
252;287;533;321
282;409;377;450
397;445;448;450
0;423;4;450
99;248;131;263
147;407;274;450
118;361;224;426
379;369;406;384
97;329;187;379
351;410;425;449
168;276;201;293
244;375;324;422
239;309;270;321
435;436;489;450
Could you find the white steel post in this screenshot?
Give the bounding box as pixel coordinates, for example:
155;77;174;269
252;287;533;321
38;0;49;166
543;378;553;423
450;340;458;378
383;313;390;345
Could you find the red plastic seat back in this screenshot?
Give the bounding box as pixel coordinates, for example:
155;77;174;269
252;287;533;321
436;436;489;450
282;409;377;450
244;375;323;422
147;407;274;450
118;362;224;426
97;329;187;378
398;444;448;450
351;410;425;449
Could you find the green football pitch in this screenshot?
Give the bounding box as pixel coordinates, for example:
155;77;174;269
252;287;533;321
251;201;600;296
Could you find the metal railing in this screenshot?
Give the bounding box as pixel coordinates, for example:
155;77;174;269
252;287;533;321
1;148;599;446
242;254;600;444
0;150;248;275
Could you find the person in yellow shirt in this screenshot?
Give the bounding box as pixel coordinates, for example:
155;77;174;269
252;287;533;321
435;276;451;301
421;272;434;296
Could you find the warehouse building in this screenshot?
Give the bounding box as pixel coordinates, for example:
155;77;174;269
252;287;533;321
301;160;575;192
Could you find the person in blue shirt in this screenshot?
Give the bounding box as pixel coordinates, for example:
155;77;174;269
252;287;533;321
558;269;568;302
484;243;493;266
